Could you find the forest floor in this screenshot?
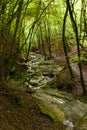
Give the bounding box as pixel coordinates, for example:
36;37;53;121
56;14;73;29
0;44;86;130
0;85;63;130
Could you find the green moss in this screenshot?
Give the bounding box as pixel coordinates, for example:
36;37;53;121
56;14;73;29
37;103;57;121
39;60;56;65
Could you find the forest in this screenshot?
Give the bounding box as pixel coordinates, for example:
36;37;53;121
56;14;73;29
0;0;87;130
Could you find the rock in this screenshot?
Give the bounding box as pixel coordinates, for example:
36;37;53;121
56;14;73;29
30;79;40;86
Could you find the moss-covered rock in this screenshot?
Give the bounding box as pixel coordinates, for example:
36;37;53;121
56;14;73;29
37;103;57;121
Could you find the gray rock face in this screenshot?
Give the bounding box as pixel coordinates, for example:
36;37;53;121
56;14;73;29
34;89;87;130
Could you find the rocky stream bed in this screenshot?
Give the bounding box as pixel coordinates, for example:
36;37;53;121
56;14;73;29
23;52;87;130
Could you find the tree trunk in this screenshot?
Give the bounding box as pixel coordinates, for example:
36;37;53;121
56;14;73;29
67;0;86;95
62;2;74;80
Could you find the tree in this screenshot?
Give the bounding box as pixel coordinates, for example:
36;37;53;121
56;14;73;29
66;0;86;95
62;1;74;80
0;0;30;81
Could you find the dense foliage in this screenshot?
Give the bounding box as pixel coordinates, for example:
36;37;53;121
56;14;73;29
0;0;87;94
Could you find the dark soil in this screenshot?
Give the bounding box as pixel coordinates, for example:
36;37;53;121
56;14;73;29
0;85;63;130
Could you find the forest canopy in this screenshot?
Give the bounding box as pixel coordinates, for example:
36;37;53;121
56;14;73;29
0;0;87;94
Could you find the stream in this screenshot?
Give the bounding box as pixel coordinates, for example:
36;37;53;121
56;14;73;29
25;52;87;130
